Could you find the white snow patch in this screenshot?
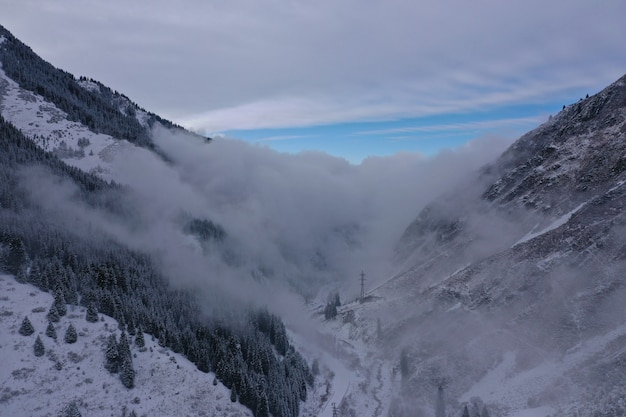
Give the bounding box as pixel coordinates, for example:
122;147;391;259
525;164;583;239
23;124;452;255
608;179;625;193
77;79;101;94
446;302;462;312
514;202;586;246
0;35;6;45
135;108;151;128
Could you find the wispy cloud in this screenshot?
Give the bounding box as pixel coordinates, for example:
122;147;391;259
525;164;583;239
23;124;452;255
254;135;309;143
354;116;545;137
177;70;611;133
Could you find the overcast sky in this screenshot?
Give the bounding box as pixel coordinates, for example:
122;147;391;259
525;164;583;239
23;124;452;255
3;0;626;161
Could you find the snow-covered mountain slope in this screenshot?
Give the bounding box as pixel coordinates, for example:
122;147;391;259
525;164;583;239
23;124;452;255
308;74;626;417
0;67;123;179
0;273;253;417
0;23;206;182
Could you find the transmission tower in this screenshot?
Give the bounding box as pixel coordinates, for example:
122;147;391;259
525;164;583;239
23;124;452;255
332;402;338;417
359;270;366;303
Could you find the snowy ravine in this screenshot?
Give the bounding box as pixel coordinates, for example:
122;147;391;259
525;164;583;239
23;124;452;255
0;274;252;417
295;298;398;417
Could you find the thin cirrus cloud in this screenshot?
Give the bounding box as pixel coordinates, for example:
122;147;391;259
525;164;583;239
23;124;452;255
354;116;546;137
255;135;311;143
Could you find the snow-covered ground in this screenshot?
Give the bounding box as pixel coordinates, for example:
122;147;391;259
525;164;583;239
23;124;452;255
0;274;252;417
0;67;130;181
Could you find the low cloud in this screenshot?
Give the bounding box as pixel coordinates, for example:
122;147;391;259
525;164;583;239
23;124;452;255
146;126;513;299
19;126;512;318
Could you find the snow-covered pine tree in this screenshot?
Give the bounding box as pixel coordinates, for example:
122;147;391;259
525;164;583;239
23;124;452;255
256;392;270;417
53;288;67;317
134;326;145;348
127;319;136;336
59;400;81;417
120;355;135;389
34;335;45;356
105;334;119;373
118;331;131;361
19;316;35;336
85;302;98;322
46;320;57;340
462;404;470;417
117;331;135;388
47;303;60;323
64;324;77;344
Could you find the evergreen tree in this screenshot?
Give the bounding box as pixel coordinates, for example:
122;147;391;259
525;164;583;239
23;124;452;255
59;401;81;417
64;324;77;344
134;327;145;348
376;317;382;340
46;320;57;340
462;405;470;417
53;289;67;317
34;335;45;356
19;316;35;336
105;334;119;373
323;302;337;320
127;319;136;336
47;304;60;323
116;331;136;388
482;405;491;417
230;386;238;403
120;355;135;389
118;331;131;361
333;292;341;307
256;392;270;417
85;303;98;323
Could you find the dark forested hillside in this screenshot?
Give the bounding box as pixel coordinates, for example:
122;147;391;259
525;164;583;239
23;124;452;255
0;114;311;417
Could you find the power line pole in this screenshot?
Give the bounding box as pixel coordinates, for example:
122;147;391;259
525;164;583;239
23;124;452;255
359;270;366;303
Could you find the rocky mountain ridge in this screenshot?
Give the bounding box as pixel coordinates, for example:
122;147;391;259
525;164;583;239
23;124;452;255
363;73;626;416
